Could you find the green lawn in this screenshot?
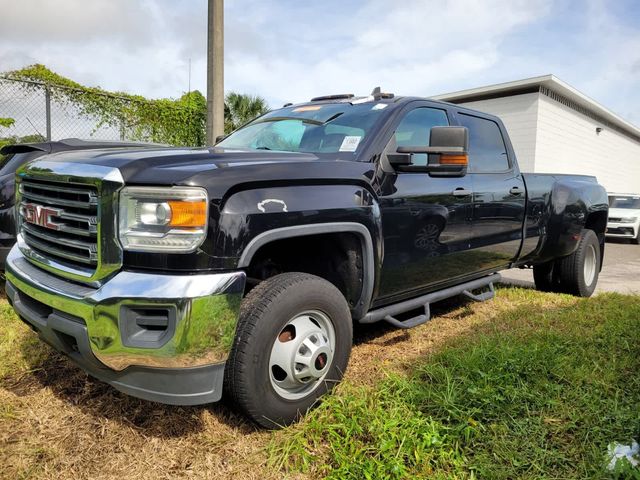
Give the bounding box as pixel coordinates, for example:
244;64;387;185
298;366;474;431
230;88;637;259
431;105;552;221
270;289;640;479
1;287;639;479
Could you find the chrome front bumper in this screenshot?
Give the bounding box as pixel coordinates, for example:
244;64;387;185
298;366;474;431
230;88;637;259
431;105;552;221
5;246;245;404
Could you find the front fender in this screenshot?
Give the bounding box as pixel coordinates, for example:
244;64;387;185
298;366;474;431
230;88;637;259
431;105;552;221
214;184;383;310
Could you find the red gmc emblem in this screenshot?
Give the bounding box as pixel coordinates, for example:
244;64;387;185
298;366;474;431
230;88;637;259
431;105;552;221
21;203;62;230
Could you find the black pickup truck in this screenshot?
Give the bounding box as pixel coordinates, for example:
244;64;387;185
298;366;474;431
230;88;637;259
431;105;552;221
5;90;608;428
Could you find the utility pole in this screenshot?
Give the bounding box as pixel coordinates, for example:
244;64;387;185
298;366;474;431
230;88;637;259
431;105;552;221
206;0;224;145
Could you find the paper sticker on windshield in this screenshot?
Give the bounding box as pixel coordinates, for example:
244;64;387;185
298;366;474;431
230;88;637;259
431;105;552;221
293;106;322;112
339;136;362;152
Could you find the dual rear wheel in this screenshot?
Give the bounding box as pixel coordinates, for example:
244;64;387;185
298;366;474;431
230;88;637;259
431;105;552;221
533;229;601;297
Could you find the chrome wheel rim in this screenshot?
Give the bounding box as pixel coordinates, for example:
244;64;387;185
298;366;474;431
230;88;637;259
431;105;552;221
584;244;597;287
268;310;335;400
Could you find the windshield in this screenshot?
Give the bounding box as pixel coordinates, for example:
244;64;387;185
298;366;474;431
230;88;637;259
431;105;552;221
217;103;389;156
609;196;640;209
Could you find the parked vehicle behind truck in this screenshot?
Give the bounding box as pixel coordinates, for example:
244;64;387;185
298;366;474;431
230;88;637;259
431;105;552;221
5;89;608;428
0;138;162;268
606;193;640;244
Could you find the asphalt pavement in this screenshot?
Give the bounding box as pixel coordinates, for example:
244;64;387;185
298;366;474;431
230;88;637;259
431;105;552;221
500;239;640;294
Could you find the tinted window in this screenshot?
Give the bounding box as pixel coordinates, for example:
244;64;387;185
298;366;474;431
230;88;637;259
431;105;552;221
458;113;509;172
395;107;449;166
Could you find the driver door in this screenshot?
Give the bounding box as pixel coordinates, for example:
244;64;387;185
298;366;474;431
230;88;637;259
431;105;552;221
376;104;475;301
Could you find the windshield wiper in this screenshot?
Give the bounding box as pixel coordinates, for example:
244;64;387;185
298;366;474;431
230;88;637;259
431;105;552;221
255;146;272;150
322;112;344;124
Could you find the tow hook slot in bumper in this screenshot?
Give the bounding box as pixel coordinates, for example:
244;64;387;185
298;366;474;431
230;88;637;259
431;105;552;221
360;273;500;330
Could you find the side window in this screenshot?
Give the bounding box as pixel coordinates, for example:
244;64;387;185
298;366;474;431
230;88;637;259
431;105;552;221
458;113;509;172
395;107;449;166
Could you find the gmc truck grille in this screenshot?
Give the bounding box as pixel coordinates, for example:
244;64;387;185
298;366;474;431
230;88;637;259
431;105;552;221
18;179;99;271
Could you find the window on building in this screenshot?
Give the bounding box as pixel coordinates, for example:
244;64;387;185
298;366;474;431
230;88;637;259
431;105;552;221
458;113;509;172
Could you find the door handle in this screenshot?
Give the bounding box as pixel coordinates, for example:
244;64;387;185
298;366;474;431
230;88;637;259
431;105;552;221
509;186;524;195
452;188;473;197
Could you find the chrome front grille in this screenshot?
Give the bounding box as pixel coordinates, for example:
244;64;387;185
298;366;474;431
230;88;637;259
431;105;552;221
19;179;99;271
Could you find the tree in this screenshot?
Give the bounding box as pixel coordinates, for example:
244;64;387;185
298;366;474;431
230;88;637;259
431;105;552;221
224;92;269;134
0;118;15;128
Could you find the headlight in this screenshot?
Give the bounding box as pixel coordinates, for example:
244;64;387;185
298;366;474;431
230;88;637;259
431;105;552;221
619;217;638;223
119;186;208;253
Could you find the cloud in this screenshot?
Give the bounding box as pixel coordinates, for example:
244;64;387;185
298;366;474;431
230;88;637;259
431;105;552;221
0;0;639;125
223;0;551;104
0;0;160;45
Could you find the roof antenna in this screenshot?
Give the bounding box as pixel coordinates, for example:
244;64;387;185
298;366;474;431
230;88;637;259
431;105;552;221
26;116;45;140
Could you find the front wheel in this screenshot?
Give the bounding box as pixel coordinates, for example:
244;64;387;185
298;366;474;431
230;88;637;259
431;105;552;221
224;272;352;428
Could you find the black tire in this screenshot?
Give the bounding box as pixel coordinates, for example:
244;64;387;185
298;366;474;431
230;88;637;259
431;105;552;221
224;272;352;429
533;261;556;292
633;231;640;245
556;229;601;297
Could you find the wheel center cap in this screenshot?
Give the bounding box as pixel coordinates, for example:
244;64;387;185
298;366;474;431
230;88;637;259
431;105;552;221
290;332;333;382
315;352;328;370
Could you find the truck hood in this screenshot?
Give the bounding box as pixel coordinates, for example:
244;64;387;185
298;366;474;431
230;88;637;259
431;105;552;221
608;208;640;220
20;146;374;199
35;146;318;179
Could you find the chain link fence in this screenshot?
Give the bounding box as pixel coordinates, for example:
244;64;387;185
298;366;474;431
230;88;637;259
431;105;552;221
0;77;205;146
1;77;124;142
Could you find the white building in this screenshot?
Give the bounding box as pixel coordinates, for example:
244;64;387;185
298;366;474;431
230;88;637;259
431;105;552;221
433;75;640;194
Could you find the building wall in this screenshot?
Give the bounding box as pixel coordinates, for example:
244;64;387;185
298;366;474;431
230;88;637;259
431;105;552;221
455;92;539;172
535;94;640;194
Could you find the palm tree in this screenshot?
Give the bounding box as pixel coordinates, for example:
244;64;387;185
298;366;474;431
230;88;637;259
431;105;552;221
224;92;269;134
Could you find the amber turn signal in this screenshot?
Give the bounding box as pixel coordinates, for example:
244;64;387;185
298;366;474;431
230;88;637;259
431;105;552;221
168;200;207;228
440;154;468;166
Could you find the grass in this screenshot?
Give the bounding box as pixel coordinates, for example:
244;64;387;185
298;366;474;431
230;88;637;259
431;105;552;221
1;286;639;479
270;289;640;479
0;300;48;379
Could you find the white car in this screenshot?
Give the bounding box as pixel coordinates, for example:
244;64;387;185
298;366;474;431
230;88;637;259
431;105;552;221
607;194;640;244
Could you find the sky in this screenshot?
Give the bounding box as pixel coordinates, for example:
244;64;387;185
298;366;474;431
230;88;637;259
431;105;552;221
1;0;640;124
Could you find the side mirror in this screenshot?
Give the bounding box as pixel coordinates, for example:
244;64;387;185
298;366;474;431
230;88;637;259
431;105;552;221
215;134;226;144
389;126;469;177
